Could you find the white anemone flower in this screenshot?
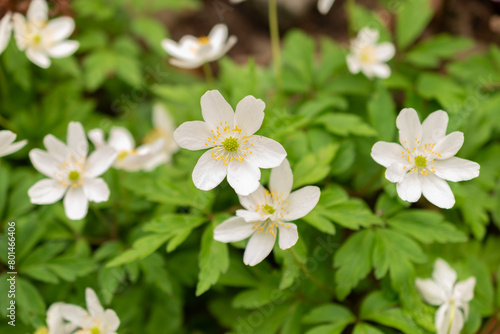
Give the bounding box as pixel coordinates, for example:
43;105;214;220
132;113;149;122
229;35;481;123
88;127;165;172
161;23;237;69
12;0;79;68
0;11;12;54
416;259;476;334
371;108;480;209
59;288;120;334
174;90;287;195
346;27;395;79
214;159;320;266
0;130;27;157
45;302;78;334
28;122;117;220
141;104;179;171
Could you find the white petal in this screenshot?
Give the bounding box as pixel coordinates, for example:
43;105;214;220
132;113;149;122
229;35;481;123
433;157;480;182
44;134;70;163
12;13;26;50
102;309;120;331
173;121;213;150
371;141;405;168
211;35;237;61
396;172;421;203
169;57;203;69
108;127;135;152
47;302;73;334
0;12;12;54
153;103;176;133
421;173;455;209
83;178;110;203
433;132;464;160
227;160;260;196
44;17;75;41
270;159;293;200
85;288;104;318
371;63;391;79
238;185;267;211
243;229;276;266
63;187;88;220
67;122;88;158
421;110;448;144
161;38;195;61
358;28;379;45
453;277;475;303
435;304;449;334
28;179;66;204
346;54;361;74
415;278;448;306
236;209;271;223
385;162;407;183
282;186;320;221
27;0;48;25
375;42;395;61
88;129;105;148
46;40;79;58
396;108;422;149
234;95;265;136
208;24;228;51
278;223;298;250
0;139;27;157
59;304;89;328
244;136;287;168
317;0;335;14
200;90;235;129
26;48;51;68
0;130;16;152
85;147;117;178
214;216;255;243
29;149;59;178
448;303;464;334
433;258;457;293
192;148;227;191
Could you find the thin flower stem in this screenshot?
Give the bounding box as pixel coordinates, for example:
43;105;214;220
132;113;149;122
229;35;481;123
202;62;215;88
289;248;335;296
268;0;282;94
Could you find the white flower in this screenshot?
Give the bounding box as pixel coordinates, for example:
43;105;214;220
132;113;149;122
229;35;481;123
28;122;117;220
174;90;287;195
12;0;79;68
0;11;12;54
46;302;78;334
317;0;335;14
161;23;237;69
214;159;320;266
0;130;27;157
88;126;165;172
140;103;179;171
416;259;476;334
59;288;120;334
346;27;395;79
371;108;480;209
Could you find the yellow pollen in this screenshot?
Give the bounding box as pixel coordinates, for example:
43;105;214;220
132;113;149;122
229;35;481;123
360;46;376;64
90;327;101;334
68;170;80;182
198;36;210;45
263;204;275;214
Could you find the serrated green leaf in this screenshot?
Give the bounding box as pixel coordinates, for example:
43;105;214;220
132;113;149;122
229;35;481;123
317;113;377;137
396;0;434;49
302;303;355;324
367;82;396;142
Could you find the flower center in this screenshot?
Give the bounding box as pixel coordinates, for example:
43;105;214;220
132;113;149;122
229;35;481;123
360;46;376;64
414;155;427;168
68;170;80;182
118;151;130;161
198;36;210;45
262;204;275;214
222;137;239;152
90;327;101;334
33;34;42;44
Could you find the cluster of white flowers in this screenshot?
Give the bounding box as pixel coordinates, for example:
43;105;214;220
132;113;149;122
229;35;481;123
0;0;79;68
416;259;476;334
41;288;119;334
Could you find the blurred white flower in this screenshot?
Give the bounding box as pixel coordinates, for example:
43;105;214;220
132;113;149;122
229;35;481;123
174;90;287;195
59;288;120;334
0;11;12;54
88;126;165;172
141;104;179;171
161;23;237;69
0;130;27;157
46;302;78;334
317;0;336;14
371;108;479;209
347;27;395;79
416;259;476;334
12;0;79;68
214;159;320;266
28;122;117;220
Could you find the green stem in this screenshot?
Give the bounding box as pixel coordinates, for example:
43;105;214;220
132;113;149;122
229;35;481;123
202;62;214;88
0;59;8;102
289;248;335;296
268;0;282;94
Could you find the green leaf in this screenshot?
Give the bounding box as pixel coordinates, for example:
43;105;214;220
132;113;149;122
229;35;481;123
352;323;384;334
0;167;9;219
196;223;229;296
367;82;396;142
317;113;377;137
347;2;390;42
140;253;174;295
131;17;167;53
334;229;375;300
99;266;125;304
282;30;315;93
293;144;337;188
387;210;467;243
321;199;383;230
233;286;288;309
406;34;473;68
83;50;116;91
416;73;465;110
114;55;142;88
396;0;434;49
17;277;46;327
302;303;355;325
